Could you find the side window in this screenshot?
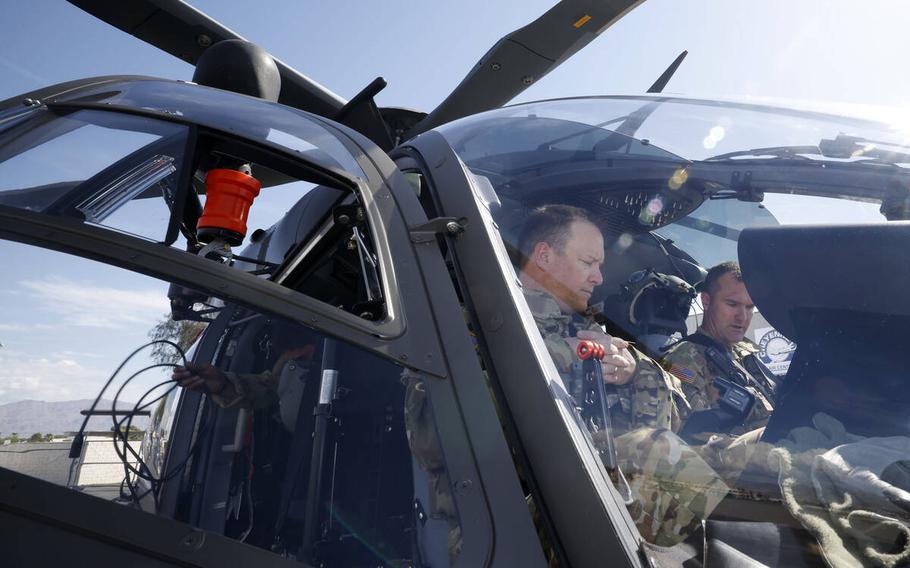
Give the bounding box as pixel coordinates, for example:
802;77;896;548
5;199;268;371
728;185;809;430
190;314;460;567
0;108;188;243
0;239;462;567
0;107;391;324
0;241;208;495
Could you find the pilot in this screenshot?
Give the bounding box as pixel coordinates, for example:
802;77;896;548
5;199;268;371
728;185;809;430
662;261;777;443
517;205;730;547
516;204;681;433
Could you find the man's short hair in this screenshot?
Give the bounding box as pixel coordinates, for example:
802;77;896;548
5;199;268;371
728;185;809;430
517;205;598;267
701;261;743;295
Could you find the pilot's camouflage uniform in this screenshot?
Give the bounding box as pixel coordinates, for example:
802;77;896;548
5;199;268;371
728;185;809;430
524;289;730;547
647;332;779;504
211;345;316;411
523;288;681;433
661;331;774;436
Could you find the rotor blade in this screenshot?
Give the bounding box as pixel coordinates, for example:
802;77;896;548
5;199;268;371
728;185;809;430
646;50;687;93
67;0;347;118
406;0;644;139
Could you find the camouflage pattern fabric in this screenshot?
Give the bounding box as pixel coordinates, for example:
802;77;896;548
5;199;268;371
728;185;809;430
615;427;730;547
690;427;769;485
523;288;683;434
402;369;462;564
524;288;732;546
214;369;279;409
213;346;316;410
402;371;457;522
662;333;774;435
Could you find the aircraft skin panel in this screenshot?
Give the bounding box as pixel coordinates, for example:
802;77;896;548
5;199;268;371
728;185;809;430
0;466;305;567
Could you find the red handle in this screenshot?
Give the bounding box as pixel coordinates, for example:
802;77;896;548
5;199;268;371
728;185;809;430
577;340;605;361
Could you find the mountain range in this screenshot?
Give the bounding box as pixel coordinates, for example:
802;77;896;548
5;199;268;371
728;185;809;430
0;399;150;437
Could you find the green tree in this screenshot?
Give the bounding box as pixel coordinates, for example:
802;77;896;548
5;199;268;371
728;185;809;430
147;313;207;365
112;424;145;442
27;433;43;443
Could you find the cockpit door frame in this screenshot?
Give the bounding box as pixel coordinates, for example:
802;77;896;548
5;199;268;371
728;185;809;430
399;130;645;568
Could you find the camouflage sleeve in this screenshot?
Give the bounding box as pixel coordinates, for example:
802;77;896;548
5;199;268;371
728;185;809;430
538;329;577;373
402;370;462;561
614;427;730;546
612;347;680;434
661;342;713;427
210;346;318;410
213;370;279;409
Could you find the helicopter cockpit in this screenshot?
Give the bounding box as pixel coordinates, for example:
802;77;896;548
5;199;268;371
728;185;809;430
4;72;910;568
431;95;910;565
436;95;910;346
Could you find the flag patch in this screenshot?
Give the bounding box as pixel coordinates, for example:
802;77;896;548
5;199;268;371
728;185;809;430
669;365;696;384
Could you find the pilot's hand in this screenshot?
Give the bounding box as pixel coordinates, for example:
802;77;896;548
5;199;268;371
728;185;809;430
574;330;636;386
172;362;229;396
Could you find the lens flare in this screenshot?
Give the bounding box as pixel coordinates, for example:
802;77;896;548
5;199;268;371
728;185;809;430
668;168;688;190
647;197;664;215
616;232;634;251
703;125;726;150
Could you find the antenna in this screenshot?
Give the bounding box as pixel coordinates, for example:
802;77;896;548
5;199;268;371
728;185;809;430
647;50;688;94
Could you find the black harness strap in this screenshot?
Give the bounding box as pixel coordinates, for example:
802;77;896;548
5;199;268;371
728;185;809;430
684;332;776;402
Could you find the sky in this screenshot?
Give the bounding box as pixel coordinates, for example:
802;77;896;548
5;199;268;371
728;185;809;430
0;0;908;409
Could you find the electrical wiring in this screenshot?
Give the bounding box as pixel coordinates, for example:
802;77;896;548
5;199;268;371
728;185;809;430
69;341;183;458
110;368;214;509
67;340;185;488
72;339;215;510
111;374;177;506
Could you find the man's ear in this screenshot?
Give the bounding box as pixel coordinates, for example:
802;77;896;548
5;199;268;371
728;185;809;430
700;291;711;311
532;241;552;267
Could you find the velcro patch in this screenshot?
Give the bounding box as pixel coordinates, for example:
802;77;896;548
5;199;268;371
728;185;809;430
669;364;697;385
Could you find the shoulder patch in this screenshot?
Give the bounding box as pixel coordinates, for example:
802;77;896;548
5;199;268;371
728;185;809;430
668;364;697;385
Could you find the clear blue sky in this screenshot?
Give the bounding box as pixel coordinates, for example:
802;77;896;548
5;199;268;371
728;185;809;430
4;1;910;113
0;0;906;408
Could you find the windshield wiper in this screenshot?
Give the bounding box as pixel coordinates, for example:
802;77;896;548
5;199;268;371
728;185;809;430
706;135;910;166
705;145;820;162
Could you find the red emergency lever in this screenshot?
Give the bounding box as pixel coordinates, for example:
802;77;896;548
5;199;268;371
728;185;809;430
576;340;605;361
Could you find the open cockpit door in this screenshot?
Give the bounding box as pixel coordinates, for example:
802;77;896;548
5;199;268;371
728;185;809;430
0;80;541;567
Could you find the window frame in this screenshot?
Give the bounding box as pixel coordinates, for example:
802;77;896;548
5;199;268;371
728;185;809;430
0;103;543;566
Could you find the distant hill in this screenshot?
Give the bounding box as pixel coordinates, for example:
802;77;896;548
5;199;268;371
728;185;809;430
0;399;150;437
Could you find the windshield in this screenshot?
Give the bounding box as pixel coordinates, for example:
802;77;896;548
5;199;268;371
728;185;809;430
440;96;910;566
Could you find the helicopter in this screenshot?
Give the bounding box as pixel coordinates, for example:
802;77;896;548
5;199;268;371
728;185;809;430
2;0;910;567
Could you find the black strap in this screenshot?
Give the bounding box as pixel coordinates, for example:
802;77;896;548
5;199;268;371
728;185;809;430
684;333;748;383
741;354;779;400
684;332;776;402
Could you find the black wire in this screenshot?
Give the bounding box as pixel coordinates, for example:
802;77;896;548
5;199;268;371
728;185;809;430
110;365;179;506
110;374;176;505
75;340;184;507
68;340;185;488
73;340;185;452
650;232;688;280
119;380;213;486
108;358;215;509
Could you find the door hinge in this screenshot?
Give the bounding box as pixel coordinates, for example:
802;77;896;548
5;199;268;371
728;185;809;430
409;217;466;243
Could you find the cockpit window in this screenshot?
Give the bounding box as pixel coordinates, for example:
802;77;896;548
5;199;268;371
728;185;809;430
0;108;186;242
441;97;910;566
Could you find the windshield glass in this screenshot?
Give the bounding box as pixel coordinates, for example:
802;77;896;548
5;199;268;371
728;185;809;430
440;96;910;566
